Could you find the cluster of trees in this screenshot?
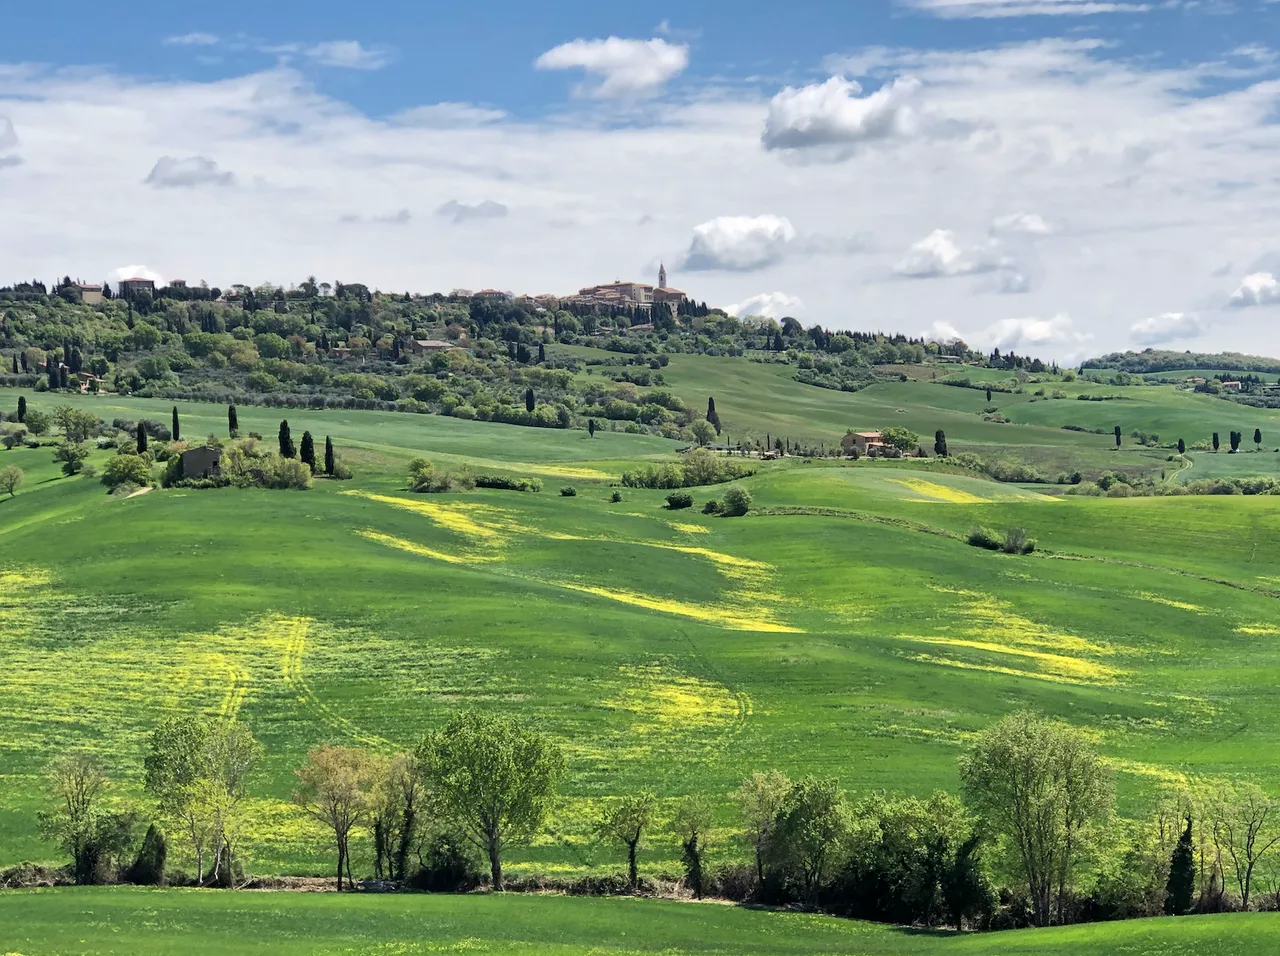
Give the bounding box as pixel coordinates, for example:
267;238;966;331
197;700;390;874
1083;350;1280;376
621;447;757;490
35;709;1280;929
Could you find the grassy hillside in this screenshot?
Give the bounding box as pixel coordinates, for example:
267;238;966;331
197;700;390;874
1;888;1277;955
3;392;1280;881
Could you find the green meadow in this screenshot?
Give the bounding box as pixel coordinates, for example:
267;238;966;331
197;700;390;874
2;888;1278;955
3;387;1280;884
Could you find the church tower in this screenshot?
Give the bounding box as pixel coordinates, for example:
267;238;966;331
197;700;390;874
658;262;667;289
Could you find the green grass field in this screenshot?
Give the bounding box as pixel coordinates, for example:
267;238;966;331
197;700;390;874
1;888;1277;955
4;389;1280;883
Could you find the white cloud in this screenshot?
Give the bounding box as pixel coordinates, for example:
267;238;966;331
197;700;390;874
343;209;411;225
0;115;17;162
436;200;509;224
762;76;925;152
725;291;805;318
679;215;797;272
144;155;235;188
980;314;1090;351
1228;273;1280;308
991;212;1056;235
164;32;219;47
393;103;506;127
1130;311;1204;345
898;0;1151;16
534;37;689;98
896;229;1005;277
302;40;390;70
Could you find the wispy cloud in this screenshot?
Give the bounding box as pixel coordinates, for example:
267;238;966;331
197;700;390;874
164;32;220;46
436;200;508;224
898;0;1150;16
144;155;235;188
535;37;689;97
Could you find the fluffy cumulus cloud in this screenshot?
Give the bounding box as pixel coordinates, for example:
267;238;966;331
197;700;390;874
725;291;805;318
898;0;1150;16
762;76;924;153
436;200;509;224
535;37;688;98
991;212;1055;236
302;40;390;70
980;314;1090;351
896;229;1005;278
1130;311;1204;346
144;155;235;188
679;215;797;272
1229;273;1280;308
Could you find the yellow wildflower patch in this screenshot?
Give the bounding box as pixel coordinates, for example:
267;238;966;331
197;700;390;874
358;529;492;566
344;491;513;545
1136;592;1203;613
604;664;744;734
560;582;802;633
905;636;1121;684
887;477;989;504
669;522;710;535
910;654;1107;686
1236;624;1280;636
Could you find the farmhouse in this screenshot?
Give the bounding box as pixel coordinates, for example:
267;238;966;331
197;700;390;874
118;277;156;299
842;430;892;456
180;446;221;479
411;339;454;354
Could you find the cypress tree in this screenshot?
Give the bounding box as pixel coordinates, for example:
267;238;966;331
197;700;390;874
300;431;316;473
1177;438;1185;455
324;436;335;475
538;342;546;363
9;354;16;374
172;407;181;442
228;404;239;437
934;429;948;457
525;388;535;413
137;422;148;454
1114;425;1121;448
1212;432;1219;452
1164;817;1195;916
1255;428;1263;450
59;366;69;389
278;420;295;458
985;387;992;403
587;419;597;438
17;396;25;423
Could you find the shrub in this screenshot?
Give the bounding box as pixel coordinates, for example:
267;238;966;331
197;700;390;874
125;823;168;886
410;458;453;493
702;499;721;514
560;486;577;497
665;491;694;509
610;490;623;503
967;526;1002;550
720;485;752;517
405;831;482;893
101;453;152;489
1001;527;1035;554
475;475;543;492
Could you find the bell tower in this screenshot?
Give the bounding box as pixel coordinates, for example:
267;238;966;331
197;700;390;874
658;262;667;289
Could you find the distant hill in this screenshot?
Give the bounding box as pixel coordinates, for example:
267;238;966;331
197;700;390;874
1082;349;1280;375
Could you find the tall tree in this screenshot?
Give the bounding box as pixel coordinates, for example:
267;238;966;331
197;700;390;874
706;397;721;435
1114;425;1122;448
278;420;295;458
324;436;335;476
1177;438;1186;455
934;430;948;457
416;710;565;891
1210;782;1280;910
228;405;238;437
1230;430;1241;453
17;395;26;423
524;388;535;414
36;752;131;886
597;792;657;890
1165;816;1195;916
672;794;714;899
300;431;316;473
960;711;1113;927
1213;432;1220;452
1255;428;1263;451
293;746;377;891
136;422;148;454
985;388;992;403
768;776;850;903
171;407;180;442
537;342;546;364
0;465;23;498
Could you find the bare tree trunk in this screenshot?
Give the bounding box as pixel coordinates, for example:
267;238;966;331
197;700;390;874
489;842;503;892
628;841;638;890
336;842;345;891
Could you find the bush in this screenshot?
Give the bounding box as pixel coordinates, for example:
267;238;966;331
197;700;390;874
125;823;167;886
702;499;721;514
560;486;577;497
621;448;755;490
1001;527;1035;554
720;485;752;517
405;831;482;893
967;526;1002;550
665;491;694;509
475;475;543;492
101;453;152;489
610;490;623;502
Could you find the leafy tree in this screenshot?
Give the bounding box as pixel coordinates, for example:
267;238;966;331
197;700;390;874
934;430;948;457
690;419;716;447
171;406;180;442
136;422;148;454
0;464;22;498
524;388;535;413
278;420;295;458
1164;816;1195;916
417;710;565;891
1209;782;1280;910
769;776;850;903
53;441;91;476
293;745;378;891
721;485;752;517
23;407;50;435
1177;438;1185;455
144;716;263;887
300;431;316;473
1255;428;1263;450
370;753;424;882
960;711;1113;926
53;405;100;442
1213;432;1220;452
733;770;792;887
597;791;657;889
881;426;920;452
672;794;714;899
1114;425;1122;448
102;454;152;489
16;395;26;423
37;752;134;885
228;405;239;437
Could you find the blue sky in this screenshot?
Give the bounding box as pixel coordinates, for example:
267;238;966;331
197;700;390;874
2;0;1280;357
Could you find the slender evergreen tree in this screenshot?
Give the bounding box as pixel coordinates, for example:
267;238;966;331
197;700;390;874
279;420;295;458
1114;425;1121;448
172;407;181;442
1255;428;1263;450
9;354;16;374
136;422;148;454
587;419;597;438
934;429;948;457
1212;432;1220;452
300;431;316;473
1164;817;1195;916
985;387;992;403
1177;438;1185;455
538;342;546;363
525;388;535;413
324;436;335;475
228;404;239;437
16;396;25;423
